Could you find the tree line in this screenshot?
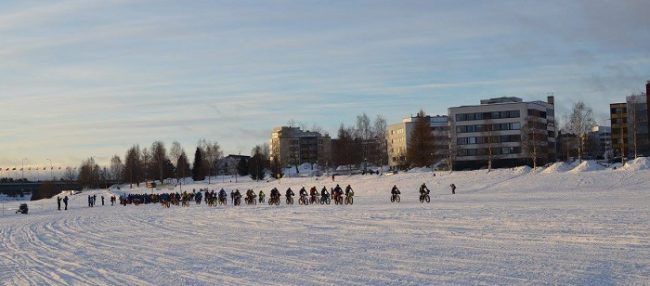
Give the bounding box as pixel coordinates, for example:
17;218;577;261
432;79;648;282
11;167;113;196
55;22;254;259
73;139;275;188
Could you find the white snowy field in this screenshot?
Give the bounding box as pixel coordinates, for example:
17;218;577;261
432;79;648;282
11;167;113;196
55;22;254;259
1;163;649;285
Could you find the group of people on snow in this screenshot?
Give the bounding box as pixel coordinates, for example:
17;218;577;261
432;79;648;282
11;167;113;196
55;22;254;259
56;196;69;210
55;182;458;209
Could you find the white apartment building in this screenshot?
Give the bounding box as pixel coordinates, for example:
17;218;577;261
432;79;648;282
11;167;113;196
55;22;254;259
448;96;556;170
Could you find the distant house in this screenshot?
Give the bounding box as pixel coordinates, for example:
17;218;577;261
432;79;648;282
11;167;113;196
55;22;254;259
216;155;250;175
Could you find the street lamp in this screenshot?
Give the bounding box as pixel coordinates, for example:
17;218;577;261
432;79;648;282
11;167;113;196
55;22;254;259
21;158;27;181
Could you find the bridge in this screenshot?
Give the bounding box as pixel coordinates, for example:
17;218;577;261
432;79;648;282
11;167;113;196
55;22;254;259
0;180;120;195
0;181;81;194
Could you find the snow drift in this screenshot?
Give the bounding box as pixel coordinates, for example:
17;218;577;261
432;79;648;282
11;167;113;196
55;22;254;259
569;160;606;173
542;161;579;174
621;157;650;171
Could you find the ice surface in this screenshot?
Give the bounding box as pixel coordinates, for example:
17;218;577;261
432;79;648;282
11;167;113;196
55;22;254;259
1;167;648;285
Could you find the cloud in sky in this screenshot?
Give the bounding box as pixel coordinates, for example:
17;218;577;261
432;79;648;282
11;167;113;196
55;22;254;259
0;0;649;166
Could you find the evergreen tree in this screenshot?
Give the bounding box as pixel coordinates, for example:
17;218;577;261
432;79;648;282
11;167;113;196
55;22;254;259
176;151;191;181
192;147;206;181
407;110;436;168
249;149;267;181
237;157;249;176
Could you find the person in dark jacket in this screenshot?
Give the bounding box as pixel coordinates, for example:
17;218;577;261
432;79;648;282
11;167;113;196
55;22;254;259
450;184;456;195
63;196;69;210
419;183;430;195
57;196;62;211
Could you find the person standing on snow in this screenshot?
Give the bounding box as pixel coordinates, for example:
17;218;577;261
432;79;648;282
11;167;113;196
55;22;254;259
63;196;69;210
101;196;105;206
450;184;456;195
57;196;62;211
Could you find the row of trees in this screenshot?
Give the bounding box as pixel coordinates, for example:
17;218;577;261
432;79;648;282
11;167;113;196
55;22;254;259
332;113;388;171
75;140;223;188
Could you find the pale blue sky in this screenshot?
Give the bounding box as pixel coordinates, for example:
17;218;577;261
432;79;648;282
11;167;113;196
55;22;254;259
1;0;649;168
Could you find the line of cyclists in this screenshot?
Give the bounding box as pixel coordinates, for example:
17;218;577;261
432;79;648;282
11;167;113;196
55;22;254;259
390;183;446;203
117;182;452;207
222;184;355;206
117;184;356;207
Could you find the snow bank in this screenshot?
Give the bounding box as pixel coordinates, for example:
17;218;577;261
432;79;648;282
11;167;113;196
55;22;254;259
407;167;431;173
569;160;606;173
542;161;579;174
283;163;322;177
621;157;650;171
513;165;532;175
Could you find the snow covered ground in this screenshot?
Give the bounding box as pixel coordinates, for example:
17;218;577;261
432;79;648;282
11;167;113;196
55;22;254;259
1;162;649;285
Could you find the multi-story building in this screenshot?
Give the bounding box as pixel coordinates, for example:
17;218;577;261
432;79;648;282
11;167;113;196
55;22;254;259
610;81;650;159
588;126;613;159
626;93;649;157
387;115;449;168
610;102;627;158
269;127;332;168
448;96;556;170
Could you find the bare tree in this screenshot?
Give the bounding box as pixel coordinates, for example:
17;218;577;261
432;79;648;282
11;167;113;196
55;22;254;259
150;141;167;183
109;155;124;183
77;157;100;188
63;167;78;181
447;125;458;172
141;147;151;183
373;115;388;166
483;118;497;172
169;141;183;166
564;102;596;161
521;116;546;169
198;139;223;182
123;145;142;188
